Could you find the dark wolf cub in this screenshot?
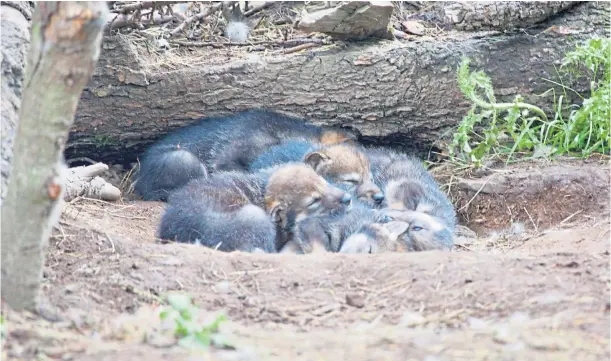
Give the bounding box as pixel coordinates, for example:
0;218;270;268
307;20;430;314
158;163;352;253
134;110;354;201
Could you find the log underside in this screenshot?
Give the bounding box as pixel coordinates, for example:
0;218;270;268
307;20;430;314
65;2;610;165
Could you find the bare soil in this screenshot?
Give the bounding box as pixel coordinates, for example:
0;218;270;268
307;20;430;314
3;159;610;361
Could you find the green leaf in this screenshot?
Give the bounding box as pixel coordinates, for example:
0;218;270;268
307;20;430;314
203;314;227;333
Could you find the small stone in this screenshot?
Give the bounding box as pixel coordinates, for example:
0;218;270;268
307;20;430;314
345;293;365;308
63;284;78;294
156;38;169;49
558;261;579;268
215;281;231;294
402;20;425;36
400;311;426;327
297;1;394;40
35;297;63;322
493;325;518;344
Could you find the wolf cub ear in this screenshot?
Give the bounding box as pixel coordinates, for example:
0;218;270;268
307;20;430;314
304;151;330;171
383;221;410;240
269;203;284;223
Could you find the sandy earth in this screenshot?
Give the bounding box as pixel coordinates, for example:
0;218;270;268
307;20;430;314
2;159;610;361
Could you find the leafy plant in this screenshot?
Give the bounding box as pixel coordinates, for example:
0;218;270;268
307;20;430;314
450;37;610;166
449;57;547;167
541;38;610;157
159;292;231;350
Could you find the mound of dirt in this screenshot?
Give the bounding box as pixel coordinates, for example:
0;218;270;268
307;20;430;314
2;159;609;361
436;157;610;235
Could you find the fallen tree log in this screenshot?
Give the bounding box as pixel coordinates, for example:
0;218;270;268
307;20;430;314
1;1;33;205
442;1;579;31
65;2;609;165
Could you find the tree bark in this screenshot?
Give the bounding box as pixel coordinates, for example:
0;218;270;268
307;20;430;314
1;1;108;311
442;1;579;31
0;1;32;205
64;2;609;165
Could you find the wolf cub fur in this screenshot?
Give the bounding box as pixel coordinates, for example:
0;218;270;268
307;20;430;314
135;110;354;201
365;147;456;250
158;163;352;253
250;140;385;206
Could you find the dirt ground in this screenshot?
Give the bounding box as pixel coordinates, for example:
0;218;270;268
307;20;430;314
3;158;610;361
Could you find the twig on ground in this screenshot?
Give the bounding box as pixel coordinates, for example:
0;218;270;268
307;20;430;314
104;232;116;253
228;268;278;275
455;243;476;252
54;223;68;248
108;12;175;30
559;209;583;225
112;1;183;14
523;206;539;233
272;18;292;26
106;212;148;220
78;197;122;205
66;157;98;165
281;42;320;54
458;174;496;212
170;2;223;37
244;2;272;17
170;37;328;48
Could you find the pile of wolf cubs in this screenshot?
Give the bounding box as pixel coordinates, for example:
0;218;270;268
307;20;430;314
133;110;456;254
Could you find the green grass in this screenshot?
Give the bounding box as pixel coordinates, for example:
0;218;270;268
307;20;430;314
159;292;232;351
0;314;5;345
449;37;610;167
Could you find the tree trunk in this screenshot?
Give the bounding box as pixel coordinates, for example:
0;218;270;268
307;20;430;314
64;2;609;165
0;1;32;205
1;1;108;311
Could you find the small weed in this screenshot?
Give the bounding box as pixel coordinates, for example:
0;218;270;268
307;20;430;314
0;314;5;345
450;37;610;167
159;292;232;351
93;134;117;148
